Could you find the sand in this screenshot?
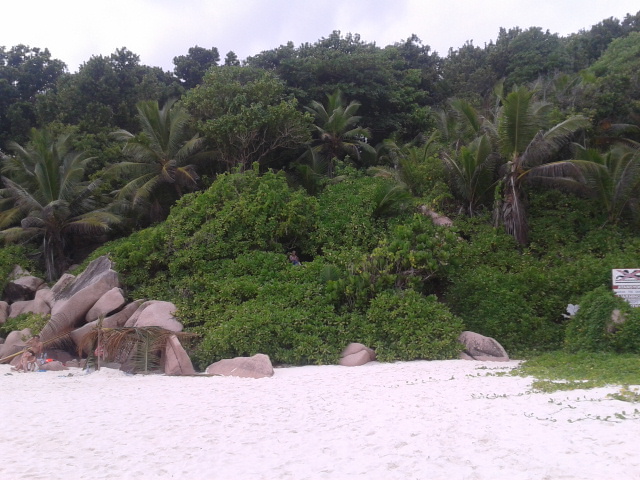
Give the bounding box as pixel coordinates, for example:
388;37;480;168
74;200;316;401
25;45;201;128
1;359;639;480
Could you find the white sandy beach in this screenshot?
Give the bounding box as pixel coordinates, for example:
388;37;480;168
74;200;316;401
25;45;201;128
1;359;639;480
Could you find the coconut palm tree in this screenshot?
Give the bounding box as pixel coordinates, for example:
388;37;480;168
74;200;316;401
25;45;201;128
368;133;442;197
0;129;120;281
443;134;498;216
305;90;373;176
109;98;205;220
492;85;590;243
564;145;640;224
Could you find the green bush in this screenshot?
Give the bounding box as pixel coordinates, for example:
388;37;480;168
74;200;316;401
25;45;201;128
328;214;459;310
365;289;465;361
445;197;640;354
565;286;640;353
0;245;38;293
445;264;564;353
0;313;50;338
309;174;399;255
446;218;564;352
189;255;351;367
165;168;318;273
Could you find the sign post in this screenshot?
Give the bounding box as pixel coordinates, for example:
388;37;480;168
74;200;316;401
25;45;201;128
612;269;640;307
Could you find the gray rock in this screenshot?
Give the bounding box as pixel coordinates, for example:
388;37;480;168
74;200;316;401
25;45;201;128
71;301;145;354
206;353;274;378
339;342;376;366
39;256;120;342
0;301;9;325
0;328;31;363
52;256;115;301
85;287;126;322
3;266;45;302
8;296;51;318
607;309;626;334
163;335;196;375
420;206;454;227
50;273;76;298
458;331;509;362
35;288;54;309
340;349;373;367
125;300;183;332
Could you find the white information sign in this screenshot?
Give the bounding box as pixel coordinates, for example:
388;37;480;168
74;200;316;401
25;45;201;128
612;269;640;307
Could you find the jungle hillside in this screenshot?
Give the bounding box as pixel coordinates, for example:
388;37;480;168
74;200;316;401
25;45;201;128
2;12;640;369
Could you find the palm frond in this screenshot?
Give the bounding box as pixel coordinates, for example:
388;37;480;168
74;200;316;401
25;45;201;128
450;98;483;135
79;326;197;374
0;226;41;243
0;176;43;212
65;210;121;234
498;85;541;157
443;134;496;215
0;206;26;229
372;182;413;218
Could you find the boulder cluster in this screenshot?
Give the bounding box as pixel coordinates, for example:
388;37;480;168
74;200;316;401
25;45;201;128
0;256;194;375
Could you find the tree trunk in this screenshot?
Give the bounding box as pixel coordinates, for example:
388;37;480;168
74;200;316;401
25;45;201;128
502;175;528;244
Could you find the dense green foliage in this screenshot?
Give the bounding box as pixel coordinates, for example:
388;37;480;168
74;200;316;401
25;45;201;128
0;129;121;280
564;286;640;353
0;312;49;339
3;12;640;369
445;189;640;354
365;290;464;361
0;244;36;292
82;169;466;368
182;67;311;172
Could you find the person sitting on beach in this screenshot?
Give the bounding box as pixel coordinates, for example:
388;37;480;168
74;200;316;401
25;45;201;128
288;251;301;266
94;342;105;361
26;335;44;358
16;348;38;372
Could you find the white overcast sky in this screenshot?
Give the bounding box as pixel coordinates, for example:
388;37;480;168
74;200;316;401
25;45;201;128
3;0;639;73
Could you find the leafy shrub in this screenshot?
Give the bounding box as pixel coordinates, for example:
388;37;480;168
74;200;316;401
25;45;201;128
0;313;50;338
445;264;564;353
189;255;351;367
403;151;450;202
565;286;640;353
328;214;459;309
365;290;464;361
309;174;400;255
165;168;318;273
0;245;38;293
446;197;640;354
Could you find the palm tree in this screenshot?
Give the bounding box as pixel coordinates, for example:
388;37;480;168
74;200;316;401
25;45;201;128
109;98;205;220
305;90;373;176
368;133;441;197
292;147;329;196
564;145;640;224
433;96;499;152
443;134;497;216
492;85;590;243
0;129;120;281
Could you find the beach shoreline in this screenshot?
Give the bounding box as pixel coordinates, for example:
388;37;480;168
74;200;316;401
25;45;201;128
1;359;638;479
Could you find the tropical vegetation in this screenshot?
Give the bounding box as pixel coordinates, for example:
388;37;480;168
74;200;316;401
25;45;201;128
2;11;640;375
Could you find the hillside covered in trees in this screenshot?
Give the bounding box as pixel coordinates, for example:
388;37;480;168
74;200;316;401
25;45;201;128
2;11;640;367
